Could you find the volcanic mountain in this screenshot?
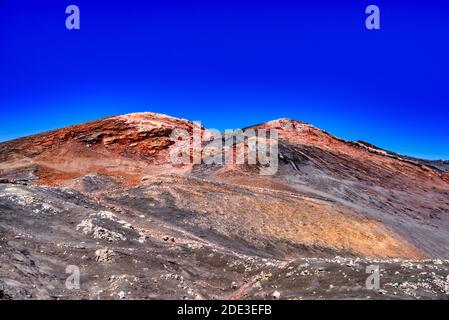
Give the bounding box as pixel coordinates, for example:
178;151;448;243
1;112;449;300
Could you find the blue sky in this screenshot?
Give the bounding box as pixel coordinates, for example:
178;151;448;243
1;1;448;159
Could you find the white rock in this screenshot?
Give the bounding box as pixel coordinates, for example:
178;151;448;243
272;291;281;299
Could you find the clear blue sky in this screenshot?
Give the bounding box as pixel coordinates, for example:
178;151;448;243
1;1;448;159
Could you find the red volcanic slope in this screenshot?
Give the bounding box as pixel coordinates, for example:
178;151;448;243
1;112;449;259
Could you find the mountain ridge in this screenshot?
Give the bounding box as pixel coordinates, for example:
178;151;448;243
1;111;449;299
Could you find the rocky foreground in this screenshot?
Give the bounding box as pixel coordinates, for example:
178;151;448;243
1;113;449;299
1;181;448;300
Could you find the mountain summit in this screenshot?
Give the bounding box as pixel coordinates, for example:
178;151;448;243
1;112;449;299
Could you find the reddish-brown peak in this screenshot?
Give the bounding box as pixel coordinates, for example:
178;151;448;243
112;112;203;131
255;118;335;144
264;118;315;131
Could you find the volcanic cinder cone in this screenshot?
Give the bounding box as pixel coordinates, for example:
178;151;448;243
1;112;448;299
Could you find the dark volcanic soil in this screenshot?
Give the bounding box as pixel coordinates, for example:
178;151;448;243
1;180;448;300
